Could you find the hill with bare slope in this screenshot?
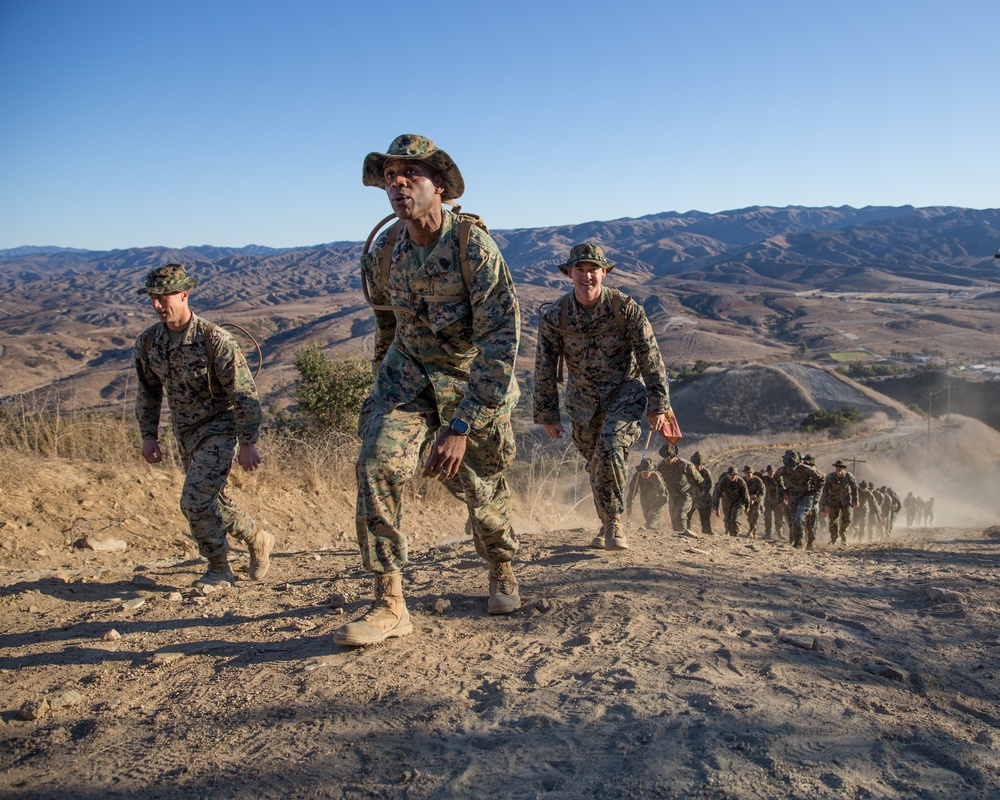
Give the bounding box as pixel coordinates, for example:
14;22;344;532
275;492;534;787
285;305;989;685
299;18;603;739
2;205;999;418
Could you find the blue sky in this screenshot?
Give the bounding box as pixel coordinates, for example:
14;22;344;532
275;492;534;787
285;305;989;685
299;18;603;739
1;0;997;251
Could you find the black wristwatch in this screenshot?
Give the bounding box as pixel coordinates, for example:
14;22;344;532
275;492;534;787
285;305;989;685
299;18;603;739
449;418;470;436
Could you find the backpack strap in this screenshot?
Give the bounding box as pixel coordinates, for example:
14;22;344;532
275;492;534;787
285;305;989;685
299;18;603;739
378;219;407;291
141;319;220;399
610;288;628;334
458;217;474;293
541;289;631;383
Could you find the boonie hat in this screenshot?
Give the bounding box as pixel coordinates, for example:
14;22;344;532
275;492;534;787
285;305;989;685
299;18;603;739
558;243;616;275
742;465;753;474
138;263;198;296
833;460;847;468
638;458;653;472
659;442;678;459
726;466;737;475
362;134;464;201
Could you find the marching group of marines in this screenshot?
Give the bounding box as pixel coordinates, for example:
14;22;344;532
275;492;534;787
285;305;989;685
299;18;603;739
626;448;914;548
132;133;926;649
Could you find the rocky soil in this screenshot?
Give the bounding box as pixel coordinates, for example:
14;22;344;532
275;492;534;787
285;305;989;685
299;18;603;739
2;418;999;799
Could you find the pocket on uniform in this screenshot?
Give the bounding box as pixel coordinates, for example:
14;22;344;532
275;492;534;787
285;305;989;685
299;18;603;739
424;300;472;335
474;416;516;477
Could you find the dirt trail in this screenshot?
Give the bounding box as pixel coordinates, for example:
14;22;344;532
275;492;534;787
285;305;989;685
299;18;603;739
2;417;1000;798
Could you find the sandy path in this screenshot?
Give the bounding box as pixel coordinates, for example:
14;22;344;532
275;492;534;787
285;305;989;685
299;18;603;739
2;521;998;799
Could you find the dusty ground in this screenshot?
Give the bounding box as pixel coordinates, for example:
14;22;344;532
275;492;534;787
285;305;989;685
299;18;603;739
2;421;1000;799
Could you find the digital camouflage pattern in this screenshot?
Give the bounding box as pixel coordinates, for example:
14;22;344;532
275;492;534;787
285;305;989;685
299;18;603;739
358;210;520;573
180;433;255;560
775;461;824;547
134;315;262;453
534;286;669;429
534;286;670;521
625;468;668;530
821;469;859;508
760;470;785;539
656;456;704;532
691;463;714;534
356;388;517;573
134;314;262;556
136;263;199;295
853;483;881;540
743;471;765;538
364;210;520;430
822;468;858;544
713;475;750;537
557;242;616;275
362;134;465;201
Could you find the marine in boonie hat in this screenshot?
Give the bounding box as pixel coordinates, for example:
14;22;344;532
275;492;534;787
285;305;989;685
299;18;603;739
362;134;465;202
558;243;616;275
138;263;198;296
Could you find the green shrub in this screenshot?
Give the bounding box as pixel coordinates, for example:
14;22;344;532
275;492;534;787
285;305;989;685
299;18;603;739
799;405;864;434
293;344;373;436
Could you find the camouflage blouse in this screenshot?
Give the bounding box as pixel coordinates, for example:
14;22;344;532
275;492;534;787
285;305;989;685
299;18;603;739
134;314;262;453
533;287;670;427
362;210;520;430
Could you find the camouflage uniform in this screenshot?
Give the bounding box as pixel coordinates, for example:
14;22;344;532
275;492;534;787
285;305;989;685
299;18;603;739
869;488;887;539
776;457;824;548
358;208;521;574
534;281;670;527
656;453;704;533
885;487;902;534
713;472;750;537
625;463;668;530
690;456;714;535
743;469;765;538
134;312;261;561
903;492;918;527
760;469;784;540
854;482;881;541
820;467;859;544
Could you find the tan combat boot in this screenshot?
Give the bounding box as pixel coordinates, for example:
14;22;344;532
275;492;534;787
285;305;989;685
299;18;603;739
193;554;236;588
334;572;412;647
487;561;520;615
246;530;275;581
605;515;629;550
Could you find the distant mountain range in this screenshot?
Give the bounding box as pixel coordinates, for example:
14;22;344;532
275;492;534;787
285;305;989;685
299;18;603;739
3;205;999;295
2;205;999;423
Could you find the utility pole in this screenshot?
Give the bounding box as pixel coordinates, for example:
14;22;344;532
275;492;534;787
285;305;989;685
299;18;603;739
946;383;952;419
850;457;867;479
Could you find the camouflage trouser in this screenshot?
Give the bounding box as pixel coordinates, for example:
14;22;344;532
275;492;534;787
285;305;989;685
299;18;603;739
787;495;815;547
180;433;255;560
667;490;692;533
571;411;641;522
746;500;761;538
718;499;743;537
866;510;881;541
852;508;867;539
764;501;783;538
828;506;853;543
637;498;668;530
356;392;518;574
689;500;713;534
